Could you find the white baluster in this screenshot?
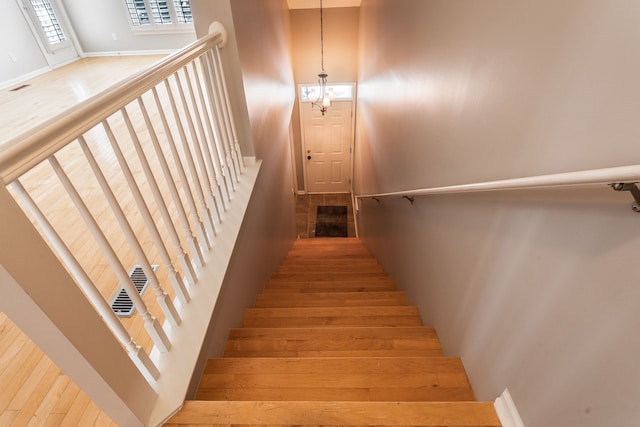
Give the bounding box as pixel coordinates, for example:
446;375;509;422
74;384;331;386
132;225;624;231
161;80;211;255
48;155;171;353
102;117;188;306
170;73;218;240
12;179;160;380
79;136;183;322
120;104;193;303
190;59;229;212
137;95;199;285
214;46;244;175
180;65;223;224
204;51;238;192
196;54;232;207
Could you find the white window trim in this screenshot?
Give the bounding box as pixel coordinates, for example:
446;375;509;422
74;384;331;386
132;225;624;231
122;0;195;35
20;0;72;53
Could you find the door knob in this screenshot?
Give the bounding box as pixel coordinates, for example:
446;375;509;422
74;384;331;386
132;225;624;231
307;155;312;160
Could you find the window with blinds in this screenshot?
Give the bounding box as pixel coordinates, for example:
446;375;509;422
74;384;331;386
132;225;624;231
124;0;193;32
174;0;192;24
29;0;66;45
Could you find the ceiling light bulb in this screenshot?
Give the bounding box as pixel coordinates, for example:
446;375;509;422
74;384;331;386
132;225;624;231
322;93;331;107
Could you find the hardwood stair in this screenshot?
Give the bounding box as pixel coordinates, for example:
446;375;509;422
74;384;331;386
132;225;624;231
165;238;501;427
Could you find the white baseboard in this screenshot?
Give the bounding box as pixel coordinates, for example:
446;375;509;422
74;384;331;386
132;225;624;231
1;66;51;90
494;388;525;427
50;57;82;70
83;50;176;57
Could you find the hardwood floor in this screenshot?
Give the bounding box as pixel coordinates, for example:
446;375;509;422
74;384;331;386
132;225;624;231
1;56;165;146
0;56;165;427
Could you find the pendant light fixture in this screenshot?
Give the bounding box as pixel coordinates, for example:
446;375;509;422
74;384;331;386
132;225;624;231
311;0;333;116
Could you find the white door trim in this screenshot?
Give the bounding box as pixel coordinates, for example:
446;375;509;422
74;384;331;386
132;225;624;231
298;82;356;194
16;0;82;68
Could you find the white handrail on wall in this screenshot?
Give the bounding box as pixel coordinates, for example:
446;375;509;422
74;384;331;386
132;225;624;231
0;22;261;426
357;164;640;199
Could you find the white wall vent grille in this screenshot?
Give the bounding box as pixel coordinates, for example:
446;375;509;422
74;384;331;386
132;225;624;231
109;265;158;317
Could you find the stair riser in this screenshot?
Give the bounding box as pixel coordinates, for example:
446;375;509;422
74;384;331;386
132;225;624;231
243;316;424;328
223;349;444;357
263;283;397;293
254;292;408;307
270;273;389;281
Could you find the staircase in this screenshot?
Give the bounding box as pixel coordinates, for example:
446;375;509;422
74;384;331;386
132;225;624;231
165;238;501;426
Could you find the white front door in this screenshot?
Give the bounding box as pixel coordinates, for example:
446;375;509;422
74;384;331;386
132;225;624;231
301;100;353;193
18;0;79;68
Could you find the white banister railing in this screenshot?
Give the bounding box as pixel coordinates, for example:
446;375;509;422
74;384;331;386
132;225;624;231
357;165;640;200
0;22;261;426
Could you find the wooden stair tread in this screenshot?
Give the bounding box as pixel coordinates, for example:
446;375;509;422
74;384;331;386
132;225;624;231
202;356;468;374
224;326;443;357
243;306;422;328
283;252;375;259
277;257;380;264
196;357;474;402
194;390;476;403
165;400;502;426
270;272;389;281
255;291;408;307
277;258;381;264
276;265;385;274
263;279;398;293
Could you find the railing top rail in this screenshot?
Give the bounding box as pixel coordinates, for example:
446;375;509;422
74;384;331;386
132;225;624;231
0;30;225;185
356;164;640;200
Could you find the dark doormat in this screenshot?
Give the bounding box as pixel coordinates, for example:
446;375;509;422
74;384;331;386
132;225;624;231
315;205;348;237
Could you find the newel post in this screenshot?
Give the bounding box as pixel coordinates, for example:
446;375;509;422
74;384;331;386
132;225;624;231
0;185;156;426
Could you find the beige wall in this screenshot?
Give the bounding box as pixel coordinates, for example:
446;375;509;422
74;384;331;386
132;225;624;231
355;1;640;426
290;7;359;191
355;0;640;194
188;0;296;396
0;1;48;84
291;7;360;84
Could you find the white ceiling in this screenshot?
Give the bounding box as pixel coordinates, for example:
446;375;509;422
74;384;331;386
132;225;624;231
287;0;361;9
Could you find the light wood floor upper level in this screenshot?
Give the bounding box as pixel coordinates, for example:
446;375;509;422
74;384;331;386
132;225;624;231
1;56;164;147
0;55;164;427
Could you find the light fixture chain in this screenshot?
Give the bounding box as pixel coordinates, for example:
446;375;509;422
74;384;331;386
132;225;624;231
312;0;330;116
320;0;325;72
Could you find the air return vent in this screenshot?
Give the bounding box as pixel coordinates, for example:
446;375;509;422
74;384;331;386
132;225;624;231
10;84;30;92
110;265;158;317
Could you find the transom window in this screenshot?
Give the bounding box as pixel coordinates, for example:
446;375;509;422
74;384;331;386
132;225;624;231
299;84;354;102
124;0;193;33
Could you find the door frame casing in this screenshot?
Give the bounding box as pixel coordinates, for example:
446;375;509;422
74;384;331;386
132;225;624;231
297;82;357;195
16;0;83;68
